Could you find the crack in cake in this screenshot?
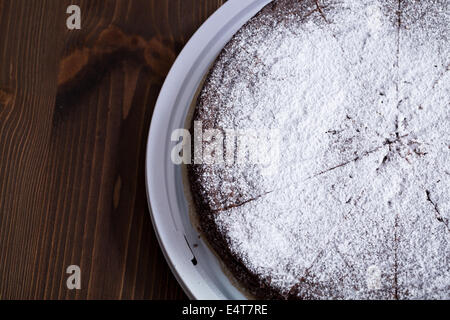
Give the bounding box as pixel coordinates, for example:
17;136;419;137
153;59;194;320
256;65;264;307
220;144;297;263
187;0;449;299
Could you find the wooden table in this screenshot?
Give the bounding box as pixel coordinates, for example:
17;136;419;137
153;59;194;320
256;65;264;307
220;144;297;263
0;0;225;300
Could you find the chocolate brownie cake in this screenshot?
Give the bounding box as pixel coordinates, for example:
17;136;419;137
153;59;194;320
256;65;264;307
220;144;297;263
188;0;449;299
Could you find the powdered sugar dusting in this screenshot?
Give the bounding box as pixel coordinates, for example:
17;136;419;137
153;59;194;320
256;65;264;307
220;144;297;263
191;0;449;299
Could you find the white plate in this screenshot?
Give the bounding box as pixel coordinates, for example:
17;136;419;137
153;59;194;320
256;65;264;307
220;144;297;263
145;0;273;300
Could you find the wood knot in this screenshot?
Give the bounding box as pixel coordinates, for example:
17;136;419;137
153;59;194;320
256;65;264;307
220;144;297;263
55;25;177;112
144;37;177;79
0;88;13;106
57;48;90;86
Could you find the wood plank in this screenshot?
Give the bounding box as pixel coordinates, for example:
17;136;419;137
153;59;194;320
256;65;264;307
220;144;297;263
0;0;225;300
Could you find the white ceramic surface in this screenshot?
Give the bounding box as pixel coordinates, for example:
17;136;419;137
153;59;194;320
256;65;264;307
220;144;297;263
145;0;273;300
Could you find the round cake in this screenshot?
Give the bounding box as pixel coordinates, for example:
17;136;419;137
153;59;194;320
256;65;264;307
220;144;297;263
188;0;449;299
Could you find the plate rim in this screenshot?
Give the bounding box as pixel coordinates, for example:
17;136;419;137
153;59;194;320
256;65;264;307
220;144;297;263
145;0;273;300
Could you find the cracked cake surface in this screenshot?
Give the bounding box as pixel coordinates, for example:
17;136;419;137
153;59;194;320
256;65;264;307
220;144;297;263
188;0;449;299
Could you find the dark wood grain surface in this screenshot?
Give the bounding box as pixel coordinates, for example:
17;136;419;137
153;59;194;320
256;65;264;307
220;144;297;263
0;0;225;300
